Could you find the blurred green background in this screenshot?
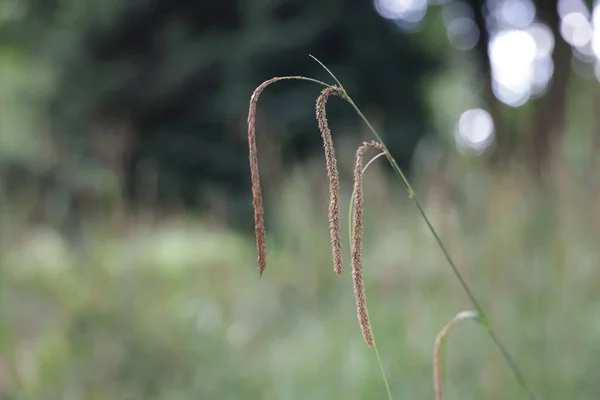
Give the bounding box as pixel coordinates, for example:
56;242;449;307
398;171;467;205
2;0;600;398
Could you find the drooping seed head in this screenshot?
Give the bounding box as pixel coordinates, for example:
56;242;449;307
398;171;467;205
248;77;283;277
316;86;345;276
352;141;384;347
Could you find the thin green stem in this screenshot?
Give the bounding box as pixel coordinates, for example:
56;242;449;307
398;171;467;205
271;76;332;88
309;55;346;91
373;334;394;400
363;151;387;172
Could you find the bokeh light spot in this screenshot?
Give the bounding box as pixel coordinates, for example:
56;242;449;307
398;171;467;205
447;17;480;51
560;12;594;48
489;29;537;106
375;0;428;23
455;108;495;154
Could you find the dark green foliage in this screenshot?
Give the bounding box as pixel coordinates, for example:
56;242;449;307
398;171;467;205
22;0;439;225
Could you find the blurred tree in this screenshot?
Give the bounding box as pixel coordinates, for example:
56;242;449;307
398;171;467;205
467;0;596;176
529;0;571;176
19;0;440;228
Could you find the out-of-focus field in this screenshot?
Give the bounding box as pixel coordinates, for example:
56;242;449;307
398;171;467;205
2;153;599;400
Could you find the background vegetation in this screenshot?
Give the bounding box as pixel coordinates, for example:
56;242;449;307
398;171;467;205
1;0;600;398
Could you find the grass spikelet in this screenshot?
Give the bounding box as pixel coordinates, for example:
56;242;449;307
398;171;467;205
352;140;384;347
433;311;479;400
316;86;345;276
247;78;280;277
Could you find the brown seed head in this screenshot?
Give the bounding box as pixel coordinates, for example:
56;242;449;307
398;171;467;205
248;77;284;277
316;86;345;276
352;141;384;347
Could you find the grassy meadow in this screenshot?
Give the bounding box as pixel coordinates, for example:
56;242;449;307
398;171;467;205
1;144;599;399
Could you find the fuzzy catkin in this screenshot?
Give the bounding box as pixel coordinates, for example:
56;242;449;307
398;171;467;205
248;78;283;277
316;86;345;276
352;141;384;347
